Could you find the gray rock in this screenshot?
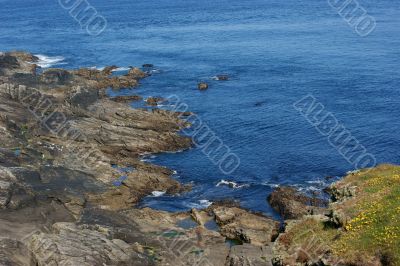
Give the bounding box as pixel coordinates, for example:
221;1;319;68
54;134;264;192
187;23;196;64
267;186;327;220
212;206;279;246
27;222;150;266
226;244;273;266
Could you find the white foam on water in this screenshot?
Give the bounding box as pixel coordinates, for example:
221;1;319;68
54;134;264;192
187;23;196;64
211;75;229;81
112;67;130;72
216;179;249;189
199;199;212;207
89;66;103;70
34;54;66;68
140;154;156;162
187;199;213;209
263;183;280;188
150;69;161;74
151;191;166;197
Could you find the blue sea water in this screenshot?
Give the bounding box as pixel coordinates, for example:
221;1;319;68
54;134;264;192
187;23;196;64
1;0;400;216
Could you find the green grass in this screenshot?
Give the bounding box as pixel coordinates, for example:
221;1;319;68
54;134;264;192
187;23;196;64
278;164;400;265
333;165;400;264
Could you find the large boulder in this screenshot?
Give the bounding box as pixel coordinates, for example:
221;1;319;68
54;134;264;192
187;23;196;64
267;186;327;220
212;206;279;246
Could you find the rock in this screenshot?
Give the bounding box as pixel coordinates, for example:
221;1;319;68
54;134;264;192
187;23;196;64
156;227;229;266
226;244;273;266
146;96;165;106
215;75;229;81
267;186;327;220
0;238;33;265
326;208;350;228
325;183;357;202
0;52;37;76
142;64;154;68
67;86;100;109
190;208;210;226
40;68;71;85
102;65;118;75
272;215;335;266
177;111;194;117
212;206;279;246
128;67;147;79
110;95;142;103
73;68;103;80
0;179;13;208
8;51;39;63
0;54;19;69
105;75;139;89
63;194;86;218
198;82;209;90
27;222;150;265
0;166;35;210
0;167;16;208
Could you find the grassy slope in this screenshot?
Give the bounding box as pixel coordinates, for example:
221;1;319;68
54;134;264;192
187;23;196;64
277;164;400;265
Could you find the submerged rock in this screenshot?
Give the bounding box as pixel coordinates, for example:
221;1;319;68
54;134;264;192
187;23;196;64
215;74;229;81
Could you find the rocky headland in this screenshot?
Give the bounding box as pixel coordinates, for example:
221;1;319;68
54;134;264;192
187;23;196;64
0;51;398;266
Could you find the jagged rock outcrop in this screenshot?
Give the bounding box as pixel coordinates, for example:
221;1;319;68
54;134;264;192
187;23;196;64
212;206;280;246
267;186;327;219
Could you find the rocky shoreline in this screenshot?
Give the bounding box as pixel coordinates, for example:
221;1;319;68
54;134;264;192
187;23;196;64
0;51;398;266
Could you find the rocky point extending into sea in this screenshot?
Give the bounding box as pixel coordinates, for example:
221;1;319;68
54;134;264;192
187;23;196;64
0;51;398;266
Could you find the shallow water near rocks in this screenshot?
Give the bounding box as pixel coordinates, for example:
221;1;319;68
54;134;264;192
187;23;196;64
1;0;400;217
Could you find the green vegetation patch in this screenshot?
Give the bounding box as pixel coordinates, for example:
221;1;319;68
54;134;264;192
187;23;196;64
278;164;400;265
